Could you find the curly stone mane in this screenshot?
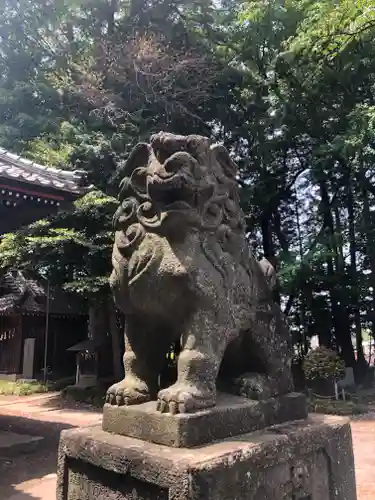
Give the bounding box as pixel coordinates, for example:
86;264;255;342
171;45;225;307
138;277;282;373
112;133;249;287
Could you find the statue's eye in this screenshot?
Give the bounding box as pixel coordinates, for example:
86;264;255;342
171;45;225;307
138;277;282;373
155;148;171;164
164;155;185;175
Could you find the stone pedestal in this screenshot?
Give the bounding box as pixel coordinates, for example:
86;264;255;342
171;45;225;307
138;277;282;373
57;414;357;500
102;392;307;447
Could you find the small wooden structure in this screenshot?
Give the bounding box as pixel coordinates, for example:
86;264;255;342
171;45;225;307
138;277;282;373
67;338;105;388
0;270;87;380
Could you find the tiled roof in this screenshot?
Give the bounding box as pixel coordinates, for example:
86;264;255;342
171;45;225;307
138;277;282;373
67;338;107;352
0;270;86;316
0;149;90;195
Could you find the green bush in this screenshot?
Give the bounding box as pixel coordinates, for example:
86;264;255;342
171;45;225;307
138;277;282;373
0;380;49;396
308;398;365;416
303;346;345;381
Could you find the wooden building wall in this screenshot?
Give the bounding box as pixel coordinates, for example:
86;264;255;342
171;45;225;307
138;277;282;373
0;313;87;378
0;315;22;374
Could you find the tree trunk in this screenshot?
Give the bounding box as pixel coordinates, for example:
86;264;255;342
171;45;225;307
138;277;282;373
359;163;375;339
108;298;123;380
87;306;96;341
294;188;307;352
87;303;107;382
260;209;282;303
319;178;356;368
346;172;366;375
88;304;106;342
107;0;118;36
260;210;276;264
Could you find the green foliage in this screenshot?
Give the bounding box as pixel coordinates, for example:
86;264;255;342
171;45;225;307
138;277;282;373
303;347;346;381
0;0;239;306
0;190;117;299
288;0;375;58
308;397;365;416
2;0;375;373
0;380;49;396
27;138;74;167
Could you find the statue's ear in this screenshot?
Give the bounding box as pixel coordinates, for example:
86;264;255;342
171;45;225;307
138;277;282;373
210;144;238;179
118;143;151;180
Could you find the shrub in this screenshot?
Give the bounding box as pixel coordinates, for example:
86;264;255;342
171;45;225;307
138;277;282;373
303;346;345;381
308;398;364;416
0;380;49;396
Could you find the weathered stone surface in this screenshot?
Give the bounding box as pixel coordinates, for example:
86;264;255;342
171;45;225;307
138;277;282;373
106;132;294;415
57;414;357;500
102;392;308;447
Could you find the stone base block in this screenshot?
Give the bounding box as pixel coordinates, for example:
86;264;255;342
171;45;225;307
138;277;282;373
57;414;357;500
102;392;307;447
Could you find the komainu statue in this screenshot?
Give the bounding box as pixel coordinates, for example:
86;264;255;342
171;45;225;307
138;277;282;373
106;133;294;414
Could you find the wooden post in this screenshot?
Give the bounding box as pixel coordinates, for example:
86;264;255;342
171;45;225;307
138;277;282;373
15;314;23;375
75;353;80;386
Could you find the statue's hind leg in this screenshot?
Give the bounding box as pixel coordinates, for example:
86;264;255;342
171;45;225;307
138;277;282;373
156;308;233;414
230;304;294;400
106;315;171;406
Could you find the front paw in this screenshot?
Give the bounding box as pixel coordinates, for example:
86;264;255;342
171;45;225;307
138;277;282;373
105;378;150;406
156;383;216;414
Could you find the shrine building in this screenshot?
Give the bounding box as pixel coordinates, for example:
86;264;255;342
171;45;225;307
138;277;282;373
0;149;90;380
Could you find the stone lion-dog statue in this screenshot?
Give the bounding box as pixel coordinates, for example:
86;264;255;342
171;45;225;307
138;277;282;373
106;132;294;414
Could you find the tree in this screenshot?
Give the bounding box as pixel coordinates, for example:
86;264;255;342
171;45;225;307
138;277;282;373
0;0;240;380
3;0;375;381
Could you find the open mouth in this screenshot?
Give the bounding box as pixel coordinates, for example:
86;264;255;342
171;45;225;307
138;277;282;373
147;173;181;196
148;179;195;209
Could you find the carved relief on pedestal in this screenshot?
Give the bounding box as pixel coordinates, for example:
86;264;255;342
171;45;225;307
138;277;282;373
254;449;331;500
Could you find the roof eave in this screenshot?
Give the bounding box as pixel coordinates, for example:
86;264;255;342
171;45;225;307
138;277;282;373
0;150;92;196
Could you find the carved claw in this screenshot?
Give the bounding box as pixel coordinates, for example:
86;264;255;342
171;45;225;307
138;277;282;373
156;383;216;414
105;378;151;406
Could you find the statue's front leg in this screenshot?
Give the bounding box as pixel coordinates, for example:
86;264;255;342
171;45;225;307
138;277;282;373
106;316;169;406
157;309;232;414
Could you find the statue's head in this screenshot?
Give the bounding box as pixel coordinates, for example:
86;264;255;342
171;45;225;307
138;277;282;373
114;132;246;243
111;132;259;310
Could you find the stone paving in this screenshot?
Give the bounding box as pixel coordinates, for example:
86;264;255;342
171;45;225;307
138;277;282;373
6;474;57;500
0;392;101;500
0;393;374;499
352;412;375;500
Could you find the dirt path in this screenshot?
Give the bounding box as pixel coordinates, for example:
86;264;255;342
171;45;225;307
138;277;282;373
0;394;374;499
352;413;375;500
0;393;101;499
